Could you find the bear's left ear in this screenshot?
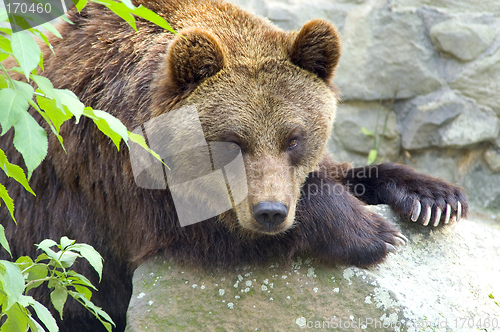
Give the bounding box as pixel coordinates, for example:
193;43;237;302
164;28;226;92
289;19;341;81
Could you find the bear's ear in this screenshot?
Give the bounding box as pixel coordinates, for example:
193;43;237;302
289;19;341;81
165;28;226;91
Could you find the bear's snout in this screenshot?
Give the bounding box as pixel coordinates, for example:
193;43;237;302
252;201;289;230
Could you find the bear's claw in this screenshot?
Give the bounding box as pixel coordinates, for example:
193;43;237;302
410;201;421;222
385;243;397;253
444;204;451;224
409;198;465;227
394;232;408;245
432;206;442;227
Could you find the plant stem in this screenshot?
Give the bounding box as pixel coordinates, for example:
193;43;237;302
24;276;53;290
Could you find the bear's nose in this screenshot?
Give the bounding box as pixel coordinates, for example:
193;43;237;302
252;201;288;228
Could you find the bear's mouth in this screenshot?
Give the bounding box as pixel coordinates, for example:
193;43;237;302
251;222;290;235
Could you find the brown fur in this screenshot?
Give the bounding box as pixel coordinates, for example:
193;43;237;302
0;1;467;331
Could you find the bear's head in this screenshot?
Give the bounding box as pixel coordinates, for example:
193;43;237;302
151;19;341;235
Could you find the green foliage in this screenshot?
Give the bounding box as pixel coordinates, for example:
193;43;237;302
0;237;113;331
0;1;175;330
0;0;168;178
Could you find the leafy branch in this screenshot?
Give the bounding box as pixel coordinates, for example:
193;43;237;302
0;1;175;331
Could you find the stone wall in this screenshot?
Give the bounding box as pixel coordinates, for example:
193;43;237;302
230;0;500;213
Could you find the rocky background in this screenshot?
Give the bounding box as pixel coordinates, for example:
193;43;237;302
230;0;500;215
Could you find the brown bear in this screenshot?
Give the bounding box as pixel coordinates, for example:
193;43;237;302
0;0;467;331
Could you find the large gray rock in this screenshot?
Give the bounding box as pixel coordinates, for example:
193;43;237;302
451;50;500;116
333;4;444;101
464;162;500;212
392;0;500;14
126;206;500;331
334;101;401;160
267;0;350;31
396;89;500;149
430;20;497;61
484;147;500;173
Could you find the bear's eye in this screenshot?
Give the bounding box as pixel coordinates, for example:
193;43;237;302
287;138;299;150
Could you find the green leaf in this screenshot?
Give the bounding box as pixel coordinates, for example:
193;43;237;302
109;2;137;30
36;239;57;254
361;126;375;137
15;255;33;271
128;131;166;168
29;297;59;332
73;284;93;300
11;31;41;80
0;75;8;89
0;53;9;61
71;243;103;281
60;236;76;250
0;260;25;310
0;88;29;135
37;94;72;133
59;250;79;268
0;224;11;256
29;98;66;152
0;35;13;54
67;271;97;290
0;148;36;195
0;8;7;22
74;294;115;330
133;5;177;34
120;0;136;10
13;80;35;100
32;75;58;102
25;263;48;281
50;285;68;320
34;253;50;263
0;27;13;35
41;22;62;39
0;183;15;222
38;50;44;71
366;149;378;165
83;108;128;151
12;110;48;179
28;316;45;332
0;303;30;332
28;28;54;54
76;0;88;12
24;264;48;292
56;89;84;121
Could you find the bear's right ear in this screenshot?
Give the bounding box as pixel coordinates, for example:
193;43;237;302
163;28;226;93
289;19;341;81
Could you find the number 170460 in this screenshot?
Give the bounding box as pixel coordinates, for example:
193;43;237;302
6;2;52;14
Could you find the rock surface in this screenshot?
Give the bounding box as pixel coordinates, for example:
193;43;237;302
396;89;499;149
430;20;496;61
334;102;401;160
126;205;500;332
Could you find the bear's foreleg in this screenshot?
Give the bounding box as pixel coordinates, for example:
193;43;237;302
340;163;468;227
294;173;406;267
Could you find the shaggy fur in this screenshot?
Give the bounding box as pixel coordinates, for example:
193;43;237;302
0;1;467;331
